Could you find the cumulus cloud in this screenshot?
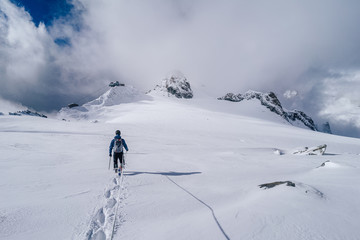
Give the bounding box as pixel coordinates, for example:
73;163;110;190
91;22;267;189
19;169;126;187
283;90;298;99
58;0;360;95
317;72;360;137
0;0;67;110
1;0;360;136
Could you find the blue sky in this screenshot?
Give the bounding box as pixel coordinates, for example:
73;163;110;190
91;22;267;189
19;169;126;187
10;0;73;26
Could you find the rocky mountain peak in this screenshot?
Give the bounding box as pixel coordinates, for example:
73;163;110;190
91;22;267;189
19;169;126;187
151;71;193;99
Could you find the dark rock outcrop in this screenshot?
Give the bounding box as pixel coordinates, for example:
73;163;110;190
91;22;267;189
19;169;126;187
109;81;125;87
317;160;331;168
68;103;79;108
152;72;193;99
218;90;317;131
292;144;327;155
259;181;325;198
287;110;317;131
219;91;286;117
259;181;296;189
9;110;47;118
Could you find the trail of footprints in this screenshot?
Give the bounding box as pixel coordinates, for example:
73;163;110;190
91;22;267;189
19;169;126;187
86;177;127;240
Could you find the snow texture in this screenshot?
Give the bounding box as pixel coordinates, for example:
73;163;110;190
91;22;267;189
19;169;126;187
1;87;360;240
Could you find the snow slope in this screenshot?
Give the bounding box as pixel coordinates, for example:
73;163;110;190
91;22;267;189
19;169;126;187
58;85;151;120
1;91;360;240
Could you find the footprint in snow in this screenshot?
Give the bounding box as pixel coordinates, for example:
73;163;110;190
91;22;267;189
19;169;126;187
86;174;124;239
88;229;106;240
95;208;105;225
113;178;118;185
104;190;111;199
106;198;117;209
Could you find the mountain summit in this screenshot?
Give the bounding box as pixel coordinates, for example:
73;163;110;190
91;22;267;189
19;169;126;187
151;71;193;99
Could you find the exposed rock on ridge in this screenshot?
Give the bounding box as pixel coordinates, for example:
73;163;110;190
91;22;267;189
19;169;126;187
287;110;317;131
9;110;47;118
218;90;317;131
152;72;193;99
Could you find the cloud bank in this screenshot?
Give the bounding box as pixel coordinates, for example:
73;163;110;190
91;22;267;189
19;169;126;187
1;0;360;137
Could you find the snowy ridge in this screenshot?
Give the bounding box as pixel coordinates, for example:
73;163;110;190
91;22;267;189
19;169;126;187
150;71;193;99
58;85;150;120
218;90;317;131
86;85;148;107
287;110;317;131
9;110;47;118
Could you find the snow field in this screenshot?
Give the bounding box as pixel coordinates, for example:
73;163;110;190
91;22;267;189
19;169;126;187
1;94;360;240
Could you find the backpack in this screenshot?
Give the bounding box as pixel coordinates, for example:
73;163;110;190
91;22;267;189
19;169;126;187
114;138;123;153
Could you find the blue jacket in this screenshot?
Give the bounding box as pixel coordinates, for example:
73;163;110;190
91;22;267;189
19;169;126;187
109;135;129;155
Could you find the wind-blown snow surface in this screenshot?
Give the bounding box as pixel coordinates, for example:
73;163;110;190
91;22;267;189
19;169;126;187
1;92;360;240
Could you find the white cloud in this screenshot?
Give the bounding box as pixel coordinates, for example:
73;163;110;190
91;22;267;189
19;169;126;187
283;90;298;99
318;72;360;130
0;0;59;106
63;0;360;95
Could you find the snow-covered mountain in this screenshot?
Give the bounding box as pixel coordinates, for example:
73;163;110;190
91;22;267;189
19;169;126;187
218;90;318;131
85;85;148;106
150;71;193;99
1;87;360;240
58;85;150;120
58;73;194;121
59;83;324;136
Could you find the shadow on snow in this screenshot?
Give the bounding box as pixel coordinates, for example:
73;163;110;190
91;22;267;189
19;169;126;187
124;171;201;176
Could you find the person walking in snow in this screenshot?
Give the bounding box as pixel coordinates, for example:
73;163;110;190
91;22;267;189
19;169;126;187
109;130;129;172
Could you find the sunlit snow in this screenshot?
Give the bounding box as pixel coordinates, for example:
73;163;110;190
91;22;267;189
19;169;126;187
1;86;359;240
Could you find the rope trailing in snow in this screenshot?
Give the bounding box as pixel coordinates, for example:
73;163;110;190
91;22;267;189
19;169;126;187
110;168;124;240
165;176;230;240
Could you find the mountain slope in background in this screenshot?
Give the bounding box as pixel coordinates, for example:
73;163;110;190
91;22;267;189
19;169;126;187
218;91;319;132
58;85;150;120
58;76;320;136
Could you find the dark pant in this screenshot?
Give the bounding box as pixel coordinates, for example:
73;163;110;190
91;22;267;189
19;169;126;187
113;152;124;168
